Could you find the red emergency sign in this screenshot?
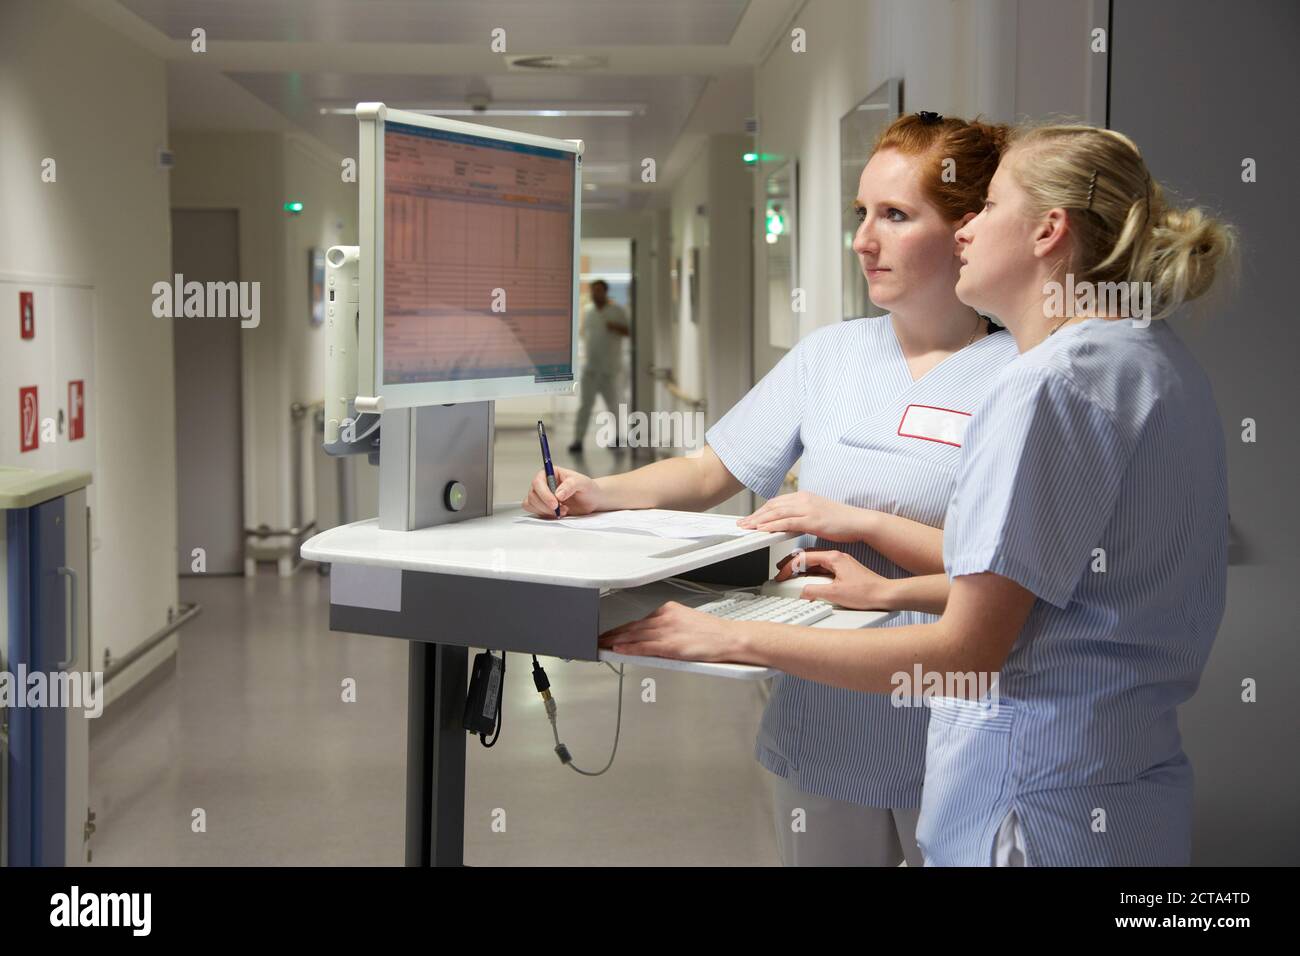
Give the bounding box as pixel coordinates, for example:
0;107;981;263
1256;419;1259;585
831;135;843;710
20;291;35;339
20;386;38;452
68;380;85;440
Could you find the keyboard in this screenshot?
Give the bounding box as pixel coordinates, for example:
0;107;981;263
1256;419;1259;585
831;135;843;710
695;593;834;626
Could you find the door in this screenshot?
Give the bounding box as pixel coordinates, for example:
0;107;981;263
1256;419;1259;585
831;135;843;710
1110;0;1300;864
172;209;245;575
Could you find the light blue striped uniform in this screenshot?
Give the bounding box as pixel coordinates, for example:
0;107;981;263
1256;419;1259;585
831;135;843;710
706;315;1019;807
920;317;1228;865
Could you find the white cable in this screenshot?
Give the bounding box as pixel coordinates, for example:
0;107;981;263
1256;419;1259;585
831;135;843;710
661;577;716;594
549;664;624;776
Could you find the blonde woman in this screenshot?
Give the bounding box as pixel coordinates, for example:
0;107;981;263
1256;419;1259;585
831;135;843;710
603;124;1235;866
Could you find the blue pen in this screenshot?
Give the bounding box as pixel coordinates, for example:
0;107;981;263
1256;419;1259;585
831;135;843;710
537;421;562;517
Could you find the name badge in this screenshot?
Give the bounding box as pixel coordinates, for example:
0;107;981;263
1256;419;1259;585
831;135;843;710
897;404;972;447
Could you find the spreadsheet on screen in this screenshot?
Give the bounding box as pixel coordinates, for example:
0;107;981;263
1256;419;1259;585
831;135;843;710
382;121;576;386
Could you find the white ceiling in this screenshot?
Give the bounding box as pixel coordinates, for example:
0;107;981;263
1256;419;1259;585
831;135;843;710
117;0;752;45
93;0;802;209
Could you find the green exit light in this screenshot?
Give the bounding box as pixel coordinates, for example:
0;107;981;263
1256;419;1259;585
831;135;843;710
283;201;304;214
766;208;786;237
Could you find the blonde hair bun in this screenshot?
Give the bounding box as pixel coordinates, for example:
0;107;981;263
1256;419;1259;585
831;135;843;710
1009;124;1236;320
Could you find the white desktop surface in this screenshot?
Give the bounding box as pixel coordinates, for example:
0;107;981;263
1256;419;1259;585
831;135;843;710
301;503;795;589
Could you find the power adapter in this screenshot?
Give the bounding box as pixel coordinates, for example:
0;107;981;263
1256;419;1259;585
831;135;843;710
463;651;504;737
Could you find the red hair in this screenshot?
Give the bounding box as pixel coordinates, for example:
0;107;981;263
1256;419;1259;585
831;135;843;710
872;113;1010;221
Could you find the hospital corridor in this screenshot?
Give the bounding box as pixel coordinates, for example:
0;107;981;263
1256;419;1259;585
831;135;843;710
0;0;1295;933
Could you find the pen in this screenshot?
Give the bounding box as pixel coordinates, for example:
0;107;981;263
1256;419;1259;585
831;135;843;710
537;420;562;517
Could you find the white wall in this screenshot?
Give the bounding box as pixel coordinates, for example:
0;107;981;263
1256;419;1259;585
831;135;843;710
168;131;285;544
667;134;755;514
669;151;711;403
703;134;754;442
281;134;361;528
169;130;359;545
749;0;1096;384
667;133;754;412
0;0;175;669
283;135;355;421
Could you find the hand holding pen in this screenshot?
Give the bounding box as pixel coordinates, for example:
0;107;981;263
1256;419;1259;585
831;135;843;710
526;422;605;519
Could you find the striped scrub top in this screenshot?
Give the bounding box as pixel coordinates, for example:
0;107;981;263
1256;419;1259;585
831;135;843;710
706;315;1019;807
921;317;1229;865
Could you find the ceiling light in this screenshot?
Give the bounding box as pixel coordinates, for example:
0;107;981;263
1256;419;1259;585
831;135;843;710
506;54;608;71
319;104;644;118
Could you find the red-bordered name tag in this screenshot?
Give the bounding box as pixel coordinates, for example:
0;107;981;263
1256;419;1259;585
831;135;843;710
897;404;971;447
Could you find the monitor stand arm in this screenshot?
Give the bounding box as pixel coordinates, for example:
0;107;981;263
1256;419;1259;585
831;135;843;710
324;245;496;531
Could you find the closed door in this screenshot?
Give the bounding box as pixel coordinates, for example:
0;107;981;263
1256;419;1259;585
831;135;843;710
172;209;244;576
1111;0;1300;864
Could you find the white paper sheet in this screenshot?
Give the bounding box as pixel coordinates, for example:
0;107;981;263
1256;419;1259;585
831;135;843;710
515;508;751;540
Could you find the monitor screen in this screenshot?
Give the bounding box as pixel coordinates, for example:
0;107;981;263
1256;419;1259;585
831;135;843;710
381;121;576;389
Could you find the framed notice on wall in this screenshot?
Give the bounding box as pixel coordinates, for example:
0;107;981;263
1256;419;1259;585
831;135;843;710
765;158;799;349
309;248;326;327
841;78;901;321
688;247;699;322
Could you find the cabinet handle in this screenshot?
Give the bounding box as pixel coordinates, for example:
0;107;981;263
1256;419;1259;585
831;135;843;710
57;566;78;670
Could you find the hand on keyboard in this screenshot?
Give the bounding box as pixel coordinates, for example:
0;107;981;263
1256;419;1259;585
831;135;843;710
774;548;893;610
600;600;756;663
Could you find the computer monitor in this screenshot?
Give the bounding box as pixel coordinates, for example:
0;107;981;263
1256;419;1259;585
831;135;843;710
355;103;581;409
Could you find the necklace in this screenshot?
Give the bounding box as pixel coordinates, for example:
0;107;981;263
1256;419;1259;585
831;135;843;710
1048;315;1072;336
965;314;987;347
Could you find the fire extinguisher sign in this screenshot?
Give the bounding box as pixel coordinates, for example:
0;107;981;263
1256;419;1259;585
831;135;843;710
69;380;85;440
20;291;35;339
20;386;39;452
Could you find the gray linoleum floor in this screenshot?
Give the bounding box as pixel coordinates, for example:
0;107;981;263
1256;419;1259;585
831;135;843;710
88;417;781;866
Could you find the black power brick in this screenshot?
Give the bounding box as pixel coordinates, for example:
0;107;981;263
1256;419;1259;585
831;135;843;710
463;651;504;738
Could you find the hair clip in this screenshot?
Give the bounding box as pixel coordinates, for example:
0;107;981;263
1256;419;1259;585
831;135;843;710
1139;169;1154;230
916;110;943;125
1085;169;1099;210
